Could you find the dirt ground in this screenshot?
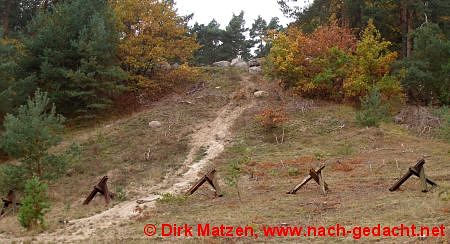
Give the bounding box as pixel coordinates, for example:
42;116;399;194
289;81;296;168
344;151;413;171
0;70;448;243
118;76;449;243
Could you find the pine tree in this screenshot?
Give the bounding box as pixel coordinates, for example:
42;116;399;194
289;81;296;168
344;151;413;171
250;16;267;57
0;0;58;37
221;11;252;60
400;23;450;105
250;16;285;58
18;177;50;229
355;88;390;127
191;20;225;64
0;34;35;119
1;90;66;187
267;17;283;31
24;0;126;117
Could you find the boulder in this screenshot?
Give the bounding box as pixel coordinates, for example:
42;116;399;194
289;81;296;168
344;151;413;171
148;121;162;128
249;66;262;74
233;61;249;69
159;62;171;70
231;57;244;66
254;91;269;98
394;114;403;124
248;59;260;67
213;61;231;67
215;131;226;140
171;63;180;69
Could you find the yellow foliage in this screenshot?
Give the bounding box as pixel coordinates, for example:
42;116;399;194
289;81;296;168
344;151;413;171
343;19;403;101
138;64;202;98
111;0;200;79
266;22;356;100
265;27;306;88
267;19;403;103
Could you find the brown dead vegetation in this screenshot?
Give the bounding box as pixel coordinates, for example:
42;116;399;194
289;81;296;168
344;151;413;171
395;106;441;135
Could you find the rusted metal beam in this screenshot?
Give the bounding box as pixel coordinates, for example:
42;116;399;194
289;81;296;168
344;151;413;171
409;167;438;188
83;176;115;205
186;169;223;197
389;169;414;192
1;190;20;217
287;164;328;195
286;175;314;194
389;159;437;192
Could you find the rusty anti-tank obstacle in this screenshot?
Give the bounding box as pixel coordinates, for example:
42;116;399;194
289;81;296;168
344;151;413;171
186;169;223;197
0;190;21;217
83;176;115;205
389;159;437;192
287;164;329;195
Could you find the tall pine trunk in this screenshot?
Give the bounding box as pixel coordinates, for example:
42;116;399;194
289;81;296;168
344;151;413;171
1;0;12;37
401;1;414;58
401;1;408;58
407;10;414;58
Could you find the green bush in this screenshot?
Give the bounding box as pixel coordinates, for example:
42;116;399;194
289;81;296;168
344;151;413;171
0;90;66;191
18;177;50;229
115;185;127;201
225;156;251;186
355;89;390;127
157;193;187;205
287;167;300;176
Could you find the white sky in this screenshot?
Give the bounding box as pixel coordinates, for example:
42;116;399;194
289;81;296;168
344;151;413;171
175;0;306;28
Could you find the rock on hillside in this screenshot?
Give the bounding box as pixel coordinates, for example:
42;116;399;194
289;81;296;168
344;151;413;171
213;61;231;67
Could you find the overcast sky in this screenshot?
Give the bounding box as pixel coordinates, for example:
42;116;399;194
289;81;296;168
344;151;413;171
175;0;306;29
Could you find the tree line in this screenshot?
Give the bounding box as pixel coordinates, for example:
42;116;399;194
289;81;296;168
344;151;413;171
191;13;283;64
0;0;286;120
276;0;449;105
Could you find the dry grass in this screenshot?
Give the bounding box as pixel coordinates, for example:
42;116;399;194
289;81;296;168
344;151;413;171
124;79;450;243
395;105;442;136
0;69;242;237
1;72;448;243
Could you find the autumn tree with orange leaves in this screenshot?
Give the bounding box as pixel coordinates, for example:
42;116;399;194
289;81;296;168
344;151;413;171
267;20;403;103
266;21;356;101
111;0;200;90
